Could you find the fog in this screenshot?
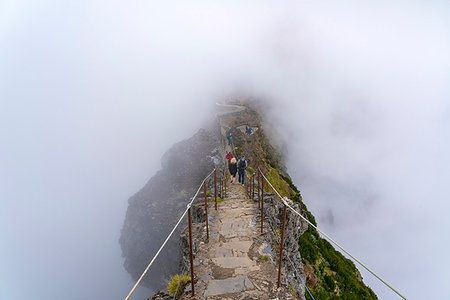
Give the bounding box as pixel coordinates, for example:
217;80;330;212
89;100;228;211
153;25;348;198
1;1;449;299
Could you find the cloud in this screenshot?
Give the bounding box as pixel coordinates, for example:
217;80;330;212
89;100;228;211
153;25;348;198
1;1;449;299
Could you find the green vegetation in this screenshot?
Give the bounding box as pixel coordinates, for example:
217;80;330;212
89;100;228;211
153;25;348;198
257;255;270;262
167;273;191;297
289;285;299;298
299;225;377;299
231;105;377;299
265;166;291;197
247;166;255;176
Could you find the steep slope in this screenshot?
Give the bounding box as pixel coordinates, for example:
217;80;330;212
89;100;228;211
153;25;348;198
119;127;223;291
227;101;377;299
120;100;377;299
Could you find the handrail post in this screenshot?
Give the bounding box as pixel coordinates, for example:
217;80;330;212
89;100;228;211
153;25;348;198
257;171;260;208
224;176;226;198
214;169;217;210
261;171;264;234
188;208;195;296
277;203;287;288
204;181;209;240
250;175;252;200
252;175;255;200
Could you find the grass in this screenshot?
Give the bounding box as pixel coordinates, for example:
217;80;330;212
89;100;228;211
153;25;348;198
299;225;378;299
247;166;255;176
211;197;224;203
289;285;299;298
167;273;191;297
257;255;270;262
265;166;291;198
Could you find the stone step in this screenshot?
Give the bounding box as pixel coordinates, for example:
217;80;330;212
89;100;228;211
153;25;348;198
203;275;255;297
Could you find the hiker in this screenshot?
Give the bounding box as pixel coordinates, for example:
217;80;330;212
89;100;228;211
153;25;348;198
229;157;237;184
237;156;247;186
245;126;249;135
226;152;233;161
227;132;232;145
248;127;252;136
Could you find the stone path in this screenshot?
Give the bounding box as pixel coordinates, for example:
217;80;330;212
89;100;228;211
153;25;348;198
181;183;295;300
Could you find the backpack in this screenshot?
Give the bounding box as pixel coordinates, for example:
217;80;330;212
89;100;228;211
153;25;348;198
237;158;246;170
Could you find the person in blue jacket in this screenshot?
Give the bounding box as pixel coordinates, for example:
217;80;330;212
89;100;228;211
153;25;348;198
237;156;247;186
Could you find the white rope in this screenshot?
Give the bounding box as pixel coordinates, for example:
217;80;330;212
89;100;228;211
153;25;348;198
125;169;216;300
258;169;407;300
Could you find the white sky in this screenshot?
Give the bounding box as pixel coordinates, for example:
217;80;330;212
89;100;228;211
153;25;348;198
1;1;449;299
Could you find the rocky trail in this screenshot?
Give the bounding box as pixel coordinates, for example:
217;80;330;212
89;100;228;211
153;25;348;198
181;182;295;300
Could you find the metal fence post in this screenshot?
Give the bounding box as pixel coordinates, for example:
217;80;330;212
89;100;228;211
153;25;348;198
250;175;252;200
214;169;217;210
224;176;226;198
261;171;264;234
277;203;287;288
204;181;209;240
257;171;260;209
251;175;254;201
188;208;195;296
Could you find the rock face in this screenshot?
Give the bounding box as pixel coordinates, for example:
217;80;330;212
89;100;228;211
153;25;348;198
119;128;223;291
263;193;309;299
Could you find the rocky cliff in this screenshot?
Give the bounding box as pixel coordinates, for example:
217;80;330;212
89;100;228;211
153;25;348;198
119;127;224;291
121;100;377;299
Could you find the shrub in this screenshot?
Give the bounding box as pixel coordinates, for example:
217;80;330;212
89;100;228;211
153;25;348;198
167;273;191;297
257;255;270;262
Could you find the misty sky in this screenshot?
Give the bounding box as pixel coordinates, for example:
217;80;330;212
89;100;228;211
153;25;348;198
1;1;450;299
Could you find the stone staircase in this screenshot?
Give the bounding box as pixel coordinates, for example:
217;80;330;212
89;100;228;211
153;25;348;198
180;183;296;300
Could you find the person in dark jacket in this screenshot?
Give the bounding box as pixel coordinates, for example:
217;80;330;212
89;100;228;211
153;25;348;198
229;157;237;184
237;156;247;185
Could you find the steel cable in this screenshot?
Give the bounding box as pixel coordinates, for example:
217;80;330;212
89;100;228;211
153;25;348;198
125;169;216;300
258;169;407;300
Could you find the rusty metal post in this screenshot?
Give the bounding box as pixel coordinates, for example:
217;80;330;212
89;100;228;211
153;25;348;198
277;204;287;288
214;169;217;210
261;171;264;234
250;175;252;200
204;181;209;240
252;175;255;200
188;208;195;296
257;171;260;208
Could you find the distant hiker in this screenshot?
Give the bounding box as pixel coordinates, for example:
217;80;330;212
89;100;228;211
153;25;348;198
229;157;237;184
227;132;232;145
245;126;249;135
226;152;233;161
237;156;247;186
248;127;253;136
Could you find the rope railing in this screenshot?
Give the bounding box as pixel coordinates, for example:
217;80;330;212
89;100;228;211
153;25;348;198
125;168;217;300
258;168;407;300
